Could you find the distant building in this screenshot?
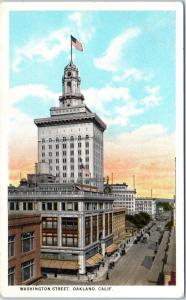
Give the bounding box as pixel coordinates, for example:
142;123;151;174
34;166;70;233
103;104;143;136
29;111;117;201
105;183;136;215
8;183;114;276
135;197;156;218
8;214;41;285
113;208;126;248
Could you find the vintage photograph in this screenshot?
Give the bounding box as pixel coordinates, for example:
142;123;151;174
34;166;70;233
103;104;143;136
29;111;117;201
1;1;184;298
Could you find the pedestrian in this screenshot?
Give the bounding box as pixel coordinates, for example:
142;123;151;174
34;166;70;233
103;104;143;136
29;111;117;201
106;271;109;280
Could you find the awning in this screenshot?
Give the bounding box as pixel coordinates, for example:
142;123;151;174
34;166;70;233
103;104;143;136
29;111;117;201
86;253;103;267
41;259;79;270
106;244;117;254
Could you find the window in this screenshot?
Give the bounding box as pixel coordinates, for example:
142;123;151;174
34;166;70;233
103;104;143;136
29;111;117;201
42;138;45;143
42;159;45;163
70;143;74;149
93;203;97;210
85;142;89;148
63;151;66;156
78;150;81;155
62;218;78;247
56;152;59;156
109;213;112;234
61;202;65;210
47;203;52;210
78;157;82;162
42;152;45;157
105;214;108;236
8;267;15;285
63;137;66;141
78;136;81;140
63;144;66;149
78;142;81;148
56;159;59;163
85;217;91;246
8;236;15;257
70;158;74;163
98;215;103;239
56;144;59;149
70;136;74;141
49;159;52;163
70;165;74;170
85;202;91;211
42;145;45;150
56;166;59;170
74;203;78;211
70;150;74;156
21;259;34;282
85;150;89;155
49;145;52;149
56;137;59;142
63;165;66;170
21;232;34;253
49;138;52;142
42;217;57;246
85;157;89;162
85;135;89;139
28;202;33;210
49;152;52;156
63;158;66;163
78;172;82;177
63;173;66;178
92;216;97;242
71;172;74;177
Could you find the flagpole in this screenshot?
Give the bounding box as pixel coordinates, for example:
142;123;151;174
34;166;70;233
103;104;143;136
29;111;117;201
70;35;72;63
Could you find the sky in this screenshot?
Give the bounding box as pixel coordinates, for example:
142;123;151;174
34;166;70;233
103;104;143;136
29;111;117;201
9;10;176;198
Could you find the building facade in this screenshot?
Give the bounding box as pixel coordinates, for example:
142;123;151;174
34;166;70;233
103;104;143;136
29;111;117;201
8;214;41;285
135;197;156;218
8;183;114;276
113;208;126;246
106;183;136;215
34;62;106;191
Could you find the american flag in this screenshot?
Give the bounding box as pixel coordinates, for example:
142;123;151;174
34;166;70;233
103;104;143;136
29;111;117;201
71;35;83;52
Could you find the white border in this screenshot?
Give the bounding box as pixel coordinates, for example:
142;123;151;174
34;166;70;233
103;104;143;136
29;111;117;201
0;1;184;298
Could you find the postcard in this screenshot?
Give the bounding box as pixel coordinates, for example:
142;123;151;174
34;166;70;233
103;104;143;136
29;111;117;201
0;1;184;298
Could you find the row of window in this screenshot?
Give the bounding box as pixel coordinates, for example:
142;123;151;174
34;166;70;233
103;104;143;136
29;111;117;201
42;135;89;143
9;201;112;212
42;142;89;149
42;149;89;157
8;232;34;258
8;259;34;285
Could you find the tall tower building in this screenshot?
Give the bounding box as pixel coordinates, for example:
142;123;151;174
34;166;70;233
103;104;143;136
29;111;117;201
34;62;106;191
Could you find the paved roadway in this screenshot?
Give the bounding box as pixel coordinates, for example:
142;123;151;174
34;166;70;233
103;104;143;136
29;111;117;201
36;217;169;286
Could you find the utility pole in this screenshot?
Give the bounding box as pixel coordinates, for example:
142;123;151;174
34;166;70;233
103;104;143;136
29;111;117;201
111;173;113;184
133;175;135;189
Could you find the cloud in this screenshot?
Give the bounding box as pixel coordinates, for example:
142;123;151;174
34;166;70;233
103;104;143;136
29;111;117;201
94;27;141;72
12;12;95;72
9;84;59;105
104;124;175;198
113;67;153;82
142;85;162;107
8;107;37;184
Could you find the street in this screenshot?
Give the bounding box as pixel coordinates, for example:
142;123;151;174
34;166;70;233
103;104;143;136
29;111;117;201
36;216;171;286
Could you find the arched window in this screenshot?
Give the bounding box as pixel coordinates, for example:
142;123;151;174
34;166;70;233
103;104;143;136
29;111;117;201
70;136;74;141
85;135;89;140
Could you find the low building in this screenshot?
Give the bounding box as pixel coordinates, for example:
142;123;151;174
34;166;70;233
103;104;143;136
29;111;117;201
125;220;137;242
8;182;114;276
135;197;156;218
8;214;41;285
113;208;126;248
105;183;136;215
